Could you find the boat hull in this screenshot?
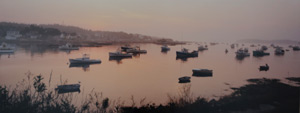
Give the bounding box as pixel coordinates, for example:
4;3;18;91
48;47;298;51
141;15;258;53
192;69;213;76
69;59;101;64
176;51;198;57
0;49;14;53
109;52;132;57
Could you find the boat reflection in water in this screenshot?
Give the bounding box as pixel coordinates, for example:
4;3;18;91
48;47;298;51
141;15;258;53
109;56;132;64
69;63;100;71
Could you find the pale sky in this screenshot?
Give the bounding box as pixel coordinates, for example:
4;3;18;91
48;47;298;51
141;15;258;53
1;0;300;42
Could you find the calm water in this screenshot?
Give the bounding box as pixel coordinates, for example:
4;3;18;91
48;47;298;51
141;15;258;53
0;43;299;105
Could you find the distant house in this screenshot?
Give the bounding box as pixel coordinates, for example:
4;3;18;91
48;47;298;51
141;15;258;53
5;31;22;40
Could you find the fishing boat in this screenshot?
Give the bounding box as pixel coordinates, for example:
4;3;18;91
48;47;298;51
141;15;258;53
55;83;80;94
192;69;213;76
253;49;270;57
126;46;147;53
121;44;133;50
293;46;300;51
261;45;268;51
176;48;198;57
235;48;250;57
161;45;170;51
109;50;132;57
69;54;101;64
259;64;269;71
178;76;191;83
59;43;79;50
0;43;14;53
275;48;285;55
198;45;208;51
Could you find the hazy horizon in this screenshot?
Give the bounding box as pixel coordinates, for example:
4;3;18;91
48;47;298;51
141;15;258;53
1;0;300;42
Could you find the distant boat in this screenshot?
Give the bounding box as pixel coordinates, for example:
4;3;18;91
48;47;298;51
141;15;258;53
253;49;270;57
198;45;208;51
0;43;14;53
261;45;268;51
259;64;269;71
59;43;79;50
55;83;80;94
176;48;198;58
231;44;235;49
69;54;101;64
178;76;191;83
109;50;132;57
121;44;133;50
293;46;300;51
126;46;147;53
275;47;285;55
235;48;250;57
192;69;213;76
250;44;256;47
161;45;170;51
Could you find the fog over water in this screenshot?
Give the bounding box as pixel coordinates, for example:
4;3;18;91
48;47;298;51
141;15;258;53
1;0;300;42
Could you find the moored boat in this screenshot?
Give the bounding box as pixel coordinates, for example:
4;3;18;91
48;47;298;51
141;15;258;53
293;46;300;51
0;43;14;53
59;43;79;50
192;69;213;76
198;45;208;51
275;48;285;55
109;51;132;57
126;46;147;53
259;64;269;71
176;48;198;58
253;49;270;57
235;48;250;57
69;54;101;64
161;45;170;51
178;76;191;83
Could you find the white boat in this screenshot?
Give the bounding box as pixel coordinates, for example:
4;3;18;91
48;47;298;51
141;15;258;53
109;51;132;57
192;69;213;76
275;48;285;55
161;45;170;51
198;45;208;51
59;43;79;50
126;46;147;53
0;43;14;53
178;76;191;83
69;54;101;64
235;48;250;57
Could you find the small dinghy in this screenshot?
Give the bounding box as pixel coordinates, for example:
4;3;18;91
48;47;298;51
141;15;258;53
259;64;269;71
178;76;191;83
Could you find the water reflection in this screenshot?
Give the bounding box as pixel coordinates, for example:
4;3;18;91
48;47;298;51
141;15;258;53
109;57;132;64
235;56;248;61
161;49;169;54
69;63;101;72
0;53;14;59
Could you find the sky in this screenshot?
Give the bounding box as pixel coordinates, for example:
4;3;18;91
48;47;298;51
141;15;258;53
1;0;300;42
